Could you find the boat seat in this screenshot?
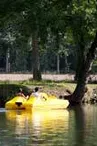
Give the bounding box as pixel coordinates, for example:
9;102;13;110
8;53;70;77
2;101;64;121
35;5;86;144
15;102;22;107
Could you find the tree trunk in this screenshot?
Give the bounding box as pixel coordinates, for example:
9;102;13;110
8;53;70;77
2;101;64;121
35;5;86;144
65;32;97;105
57;53;60;74
32;32;42;81
56;30;60;74
6;48;10;73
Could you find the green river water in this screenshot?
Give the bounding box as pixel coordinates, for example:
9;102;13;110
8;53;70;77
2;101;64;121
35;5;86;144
0;105;97;146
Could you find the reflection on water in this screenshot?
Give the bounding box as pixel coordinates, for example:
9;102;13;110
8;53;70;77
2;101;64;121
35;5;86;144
3;109;69;146
6;110;69;134
0;105;97;146
68;105;97;146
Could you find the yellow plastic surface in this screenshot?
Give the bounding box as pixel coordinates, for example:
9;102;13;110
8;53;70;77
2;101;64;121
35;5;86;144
5;92;69;110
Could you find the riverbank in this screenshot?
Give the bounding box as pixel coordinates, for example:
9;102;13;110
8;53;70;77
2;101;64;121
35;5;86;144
0;73;97;107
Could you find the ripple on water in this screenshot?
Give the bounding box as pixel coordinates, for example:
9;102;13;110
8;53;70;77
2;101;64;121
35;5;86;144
0;108;6;112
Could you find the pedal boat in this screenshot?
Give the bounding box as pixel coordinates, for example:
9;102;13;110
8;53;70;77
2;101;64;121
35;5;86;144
5;93;69;110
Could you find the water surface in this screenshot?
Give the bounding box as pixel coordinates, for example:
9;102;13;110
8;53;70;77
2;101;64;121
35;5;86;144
0;105;97;146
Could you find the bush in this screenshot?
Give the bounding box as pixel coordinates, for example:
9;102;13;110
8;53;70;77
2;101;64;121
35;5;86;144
0;84;31;107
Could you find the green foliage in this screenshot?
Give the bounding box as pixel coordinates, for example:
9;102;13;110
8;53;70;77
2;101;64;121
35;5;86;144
0;83;31;103
0;0;97;75
92;60;97;73
67;0;97;45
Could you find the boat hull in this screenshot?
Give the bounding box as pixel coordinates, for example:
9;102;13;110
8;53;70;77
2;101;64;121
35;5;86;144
5;93;69;110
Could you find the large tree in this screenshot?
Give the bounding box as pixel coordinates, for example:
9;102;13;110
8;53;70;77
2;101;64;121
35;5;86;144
0;0;71;80
64;0;97;104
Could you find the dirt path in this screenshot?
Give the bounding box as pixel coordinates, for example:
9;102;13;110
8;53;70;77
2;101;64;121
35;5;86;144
0;73;96;82
0;74;74;81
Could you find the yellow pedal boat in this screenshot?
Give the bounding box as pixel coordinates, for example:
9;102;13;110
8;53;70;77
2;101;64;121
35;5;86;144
5;93;69;110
